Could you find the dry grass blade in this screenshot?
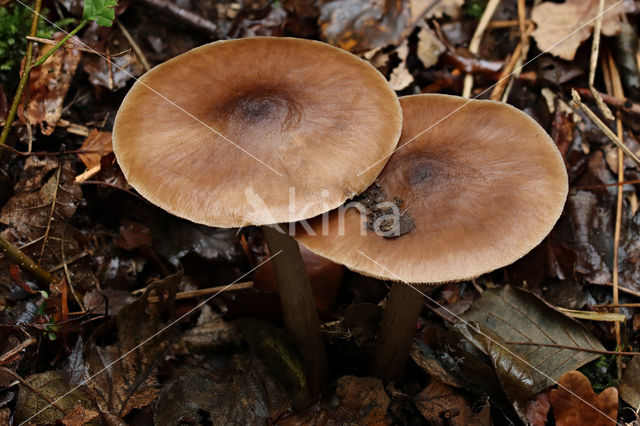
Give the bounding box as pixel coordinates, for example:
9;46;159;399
571;89;640;167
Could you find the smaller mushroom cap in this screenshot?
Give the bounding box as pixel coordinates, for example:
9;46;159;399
113;37;402;228
296;94;569;283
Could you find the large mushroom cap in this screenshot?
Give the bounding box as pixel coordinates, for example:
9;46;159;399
296;94;568;283
113;37;402;227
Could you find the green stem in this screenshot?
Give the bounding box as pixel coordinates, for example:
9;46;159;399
0;235;59;288
0;0;43;147
31;19;88;68
0;13;88;147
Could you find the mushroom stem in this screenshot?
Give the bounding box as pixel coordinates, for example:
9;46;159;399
262;225;328;396
369;282;427;382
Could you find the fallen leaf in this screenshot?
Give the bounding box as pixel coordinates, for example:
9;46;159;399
460;286;605;417
531;0;630;60
78;129;113;170
549;370;618;426
154;355;289;426
566;190;613;285
319;0;428;53
333;375;390;425
416;25;446;69
424;0;464;19
527;391;551;426
414;379;488;426
178;305;240;353
59;404;100;425
620;355;640;409
410;340;465;388
0;162;97;291
81;22;144;90
14;370;98;424
389;41;413;91
19;33;82;135
83;272;180;417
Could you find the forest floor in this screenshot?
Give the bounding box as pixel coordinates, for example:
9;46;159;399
1;0;640;424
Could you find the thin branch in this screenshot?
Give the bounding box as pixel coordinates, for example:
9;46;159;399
571;89;640;167
114;19;150;71
31;20;89;68
607;46;627;380
462;0;501;98
574;87;640;117
0;367;66;415
26;35;131;57
0;337;37;364
0;235;59;288
38;158;63;263
589;0;614;120
145;281;254;303
504;341;640;356
0;0;43;147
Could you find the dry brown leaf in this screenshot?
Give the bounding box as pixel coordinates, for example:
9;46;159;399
415;379;489;426
334;376;390;425
423;0;464;19
320;0;434;53
549;370;618;426
78;130;113;169
417;25;446;69
620;356;640;409
527;391;551;426
19;33;82;135
389;41;413;91
59;404;100;426
531;0;630;61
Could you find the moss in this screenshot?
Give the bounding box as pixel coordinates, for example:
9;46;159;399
464;0;489;18
0;4;62;88
579;355;620;392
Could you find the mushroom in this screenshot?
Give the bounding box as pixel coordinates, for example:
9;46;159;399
112;37;402;393
296;94;568;382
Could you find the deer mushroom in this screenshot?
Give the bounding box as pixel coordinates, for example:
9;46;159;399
295;94;569;382
112;37;402;394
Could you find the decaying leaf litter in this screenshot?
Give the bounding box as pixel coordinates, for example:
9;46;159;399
1;0;640;424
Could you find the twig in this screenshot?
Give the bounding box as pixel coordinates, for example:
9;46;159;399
144;281;254;303
38;157;63;263
606;47;626;380
139;0;218;36
575;179;640;190
0;367;66;415
49;249;91;272
486;19;533;30
593;303;640;308
589;0;615;120
61;229;85;312
0;0;42;147
115;19;150;72
25;36;131;57
462;0;501;98
501;0;532;102
557;307;625;322
490;42;521;101
571;89;640;167
56;119;90;136
0;337;37;364
504;341;640;356
574;87;640;117
31;20;89;69
0;235;59;288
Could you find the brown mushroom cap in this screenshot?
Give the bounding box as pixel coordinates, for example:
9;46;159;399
113;37;402;227
296;94;569;283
